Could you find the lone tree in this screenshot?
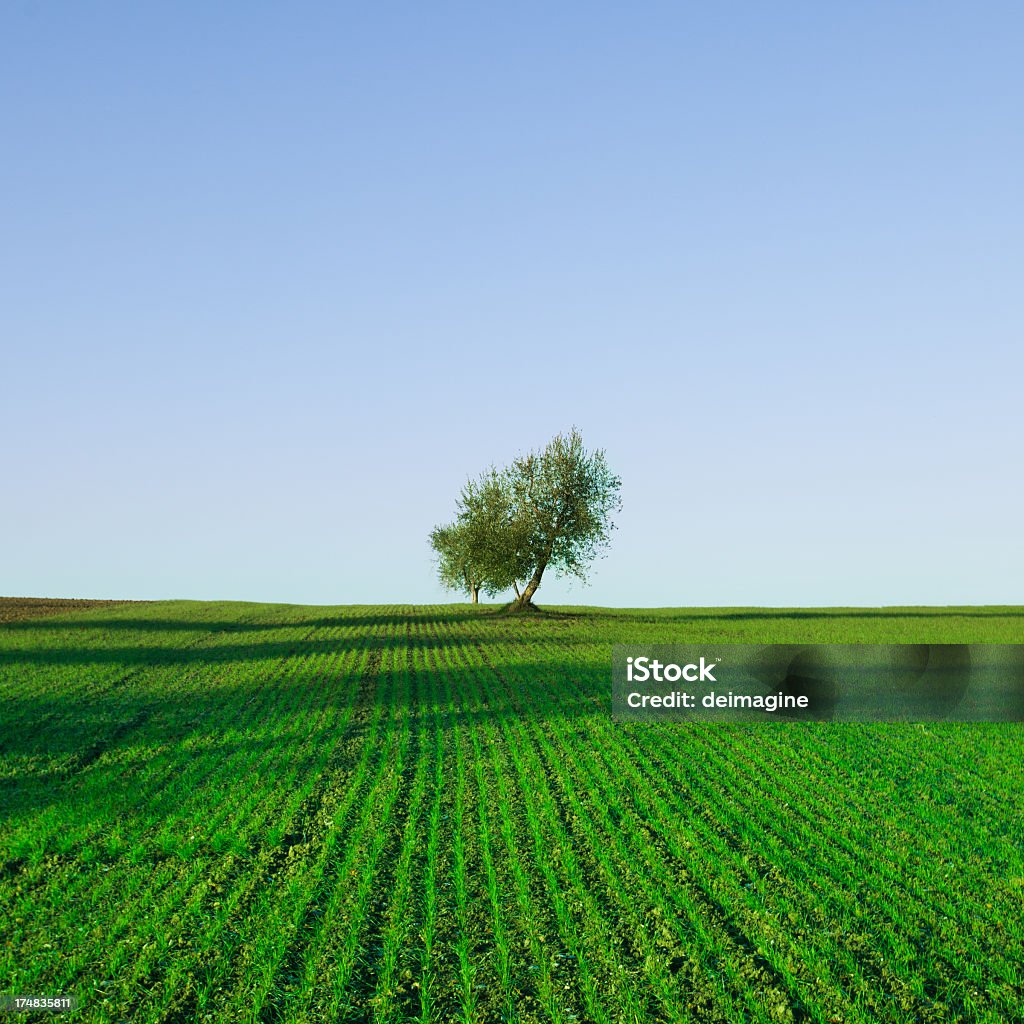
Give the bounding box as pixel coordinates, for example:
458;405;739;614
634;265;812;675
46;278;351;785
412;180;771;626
505;429;621;611
430;429;621;611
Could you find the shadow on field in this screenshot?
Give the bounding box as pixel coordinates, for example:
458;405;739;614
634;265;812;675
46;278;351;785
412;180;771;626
0;654;605;824
1;608;494;633
5;603;1022;669
554;607;1024;622
0;631;540;668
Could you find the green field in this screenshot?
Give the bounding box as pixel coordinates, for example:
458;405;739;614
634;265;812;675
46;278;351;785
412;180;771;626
2;602;1023;1023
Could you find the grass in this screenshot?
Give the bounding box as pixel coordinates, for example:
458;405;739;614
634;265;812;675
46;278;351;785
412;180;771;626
1;600;1023;1022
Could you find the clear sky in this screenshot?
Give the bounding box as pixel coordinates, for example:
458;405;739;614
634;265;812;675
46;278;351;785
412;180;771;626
4;3;1022;606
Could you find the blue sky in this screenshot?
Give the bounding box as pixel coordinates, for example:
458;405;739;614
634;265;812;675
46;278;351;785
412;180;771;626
4;3;1022;606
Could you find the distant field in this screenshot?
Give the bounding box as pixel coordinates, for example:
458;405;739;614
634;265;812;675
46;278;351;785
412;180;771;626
2;601;1022;1023
0;597;134;625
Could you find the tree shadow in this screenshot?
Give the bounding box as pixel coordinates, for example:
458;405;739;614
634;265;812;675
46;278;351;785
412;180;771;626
0;655;605;828
1;607;495;633
550;606;1024;623
0;630;539;669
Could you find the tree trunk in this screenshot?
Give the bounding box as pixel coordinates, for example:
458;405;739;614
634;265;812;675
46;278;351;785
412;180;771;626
509;563;545;612
470;583;479;604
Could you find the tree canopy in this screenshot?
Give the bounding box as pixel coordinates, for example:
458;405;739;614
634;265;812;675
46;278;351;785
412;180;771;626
430;429;621;610
429;468;525;603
